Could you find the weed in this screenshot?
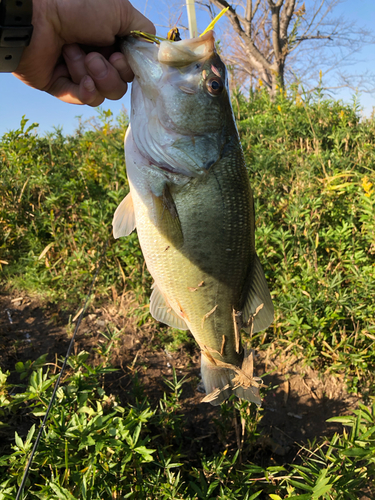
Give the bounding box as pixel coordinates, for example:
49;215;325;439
1;88;375;498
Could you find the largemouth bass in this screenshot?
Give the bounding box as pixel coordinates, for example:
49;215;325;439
113;31;274;405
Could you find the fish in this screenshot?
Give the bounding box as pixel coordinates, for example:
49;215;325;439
113;31;274;406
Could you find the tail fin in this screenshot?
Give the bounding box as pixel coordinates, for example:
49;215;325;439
200;352;262;406
200;355;232;405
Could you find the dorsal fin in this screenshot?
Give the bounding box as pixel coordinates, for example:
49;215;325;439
242;254;274;333
112;192;136;239
150;284;189;330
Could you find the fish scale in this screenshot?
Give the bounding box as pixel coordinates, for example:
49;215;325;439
113;31;274;405
132;138;253;367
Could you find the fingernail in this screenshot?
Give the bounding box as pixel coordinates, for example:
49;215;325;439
83;75;95;92
87;56;108;79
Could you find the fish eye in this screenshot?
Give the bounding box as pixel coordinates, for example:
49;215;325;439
205;76;224;96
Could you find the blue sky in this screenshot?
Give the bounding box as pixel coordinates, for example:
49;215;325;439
0;0;374;137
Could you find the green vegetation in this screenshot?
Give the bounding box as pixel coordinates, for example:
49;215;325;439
235;85;375;391
1;87;375;498
2;93;374;376
0;110;149;307
1;350;375;499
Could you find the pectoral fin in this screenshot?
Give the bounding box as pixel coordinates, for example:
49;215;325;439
112;192;136;239
152;184;183;248
242;254;274;333
150;284;189;330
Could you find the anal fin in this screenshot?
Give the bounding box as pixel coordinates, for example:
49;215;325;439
112;192;136;239
150;284;188;330
242;254;274;334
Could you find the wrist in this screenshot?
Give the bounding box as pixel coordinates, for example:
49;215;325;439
0;0;34;72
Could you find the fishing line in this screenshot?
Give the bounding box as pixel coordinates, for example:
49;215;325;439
15;239;109;500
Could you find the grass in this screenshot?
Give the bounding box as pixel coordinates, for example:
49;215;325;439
234;85;375;392
0;110;150;315
0;86;375;498
1;348;375;499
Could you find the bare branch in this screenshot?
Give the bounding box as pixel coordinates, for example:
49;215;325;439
296;34;333;42
251;0;262;20
267;0;282;63
210;0;273;71
206;0;375;98
244;0;261;36
280;0;296;41
291;0;331;53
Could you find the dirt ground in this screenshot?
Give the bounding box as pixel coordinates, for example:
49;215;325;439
0;288;360;463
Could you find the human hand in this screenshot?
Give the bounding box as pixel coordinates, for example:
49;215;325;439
13;0;155;106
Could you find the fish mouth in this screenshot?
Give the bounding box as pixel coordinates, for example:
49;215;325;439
121;36;162;89
158;31;215;67
122;31;224;179
122;31;215;76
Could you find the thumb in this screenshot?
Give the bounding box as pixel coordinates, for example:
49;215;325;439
121;4;156;37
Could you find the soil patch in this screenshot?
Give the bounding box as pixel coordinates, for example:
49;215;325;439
0;288;359;461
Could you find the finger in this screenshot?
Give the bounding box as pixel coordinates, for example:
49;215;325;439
46;63;104;106
80;76;106;106
62;43;88;84
85;53;128;100
109;52;134;82
51;77;104;106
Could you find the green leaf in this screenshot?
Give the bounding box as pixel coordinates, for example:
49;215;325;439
134;445;156;462
286;495;312;500
14;432;23;450
77;406;96;416
50;482;77;499
25;425;35;446
132;423;141;447
341;447;372;457
15;362;24;373
248;492;262;500
327;416;354;424
288;480;313;492
312;469;332;499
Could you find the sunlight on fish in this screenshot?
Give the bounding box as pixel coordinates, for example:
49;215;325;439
113;30;274;406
